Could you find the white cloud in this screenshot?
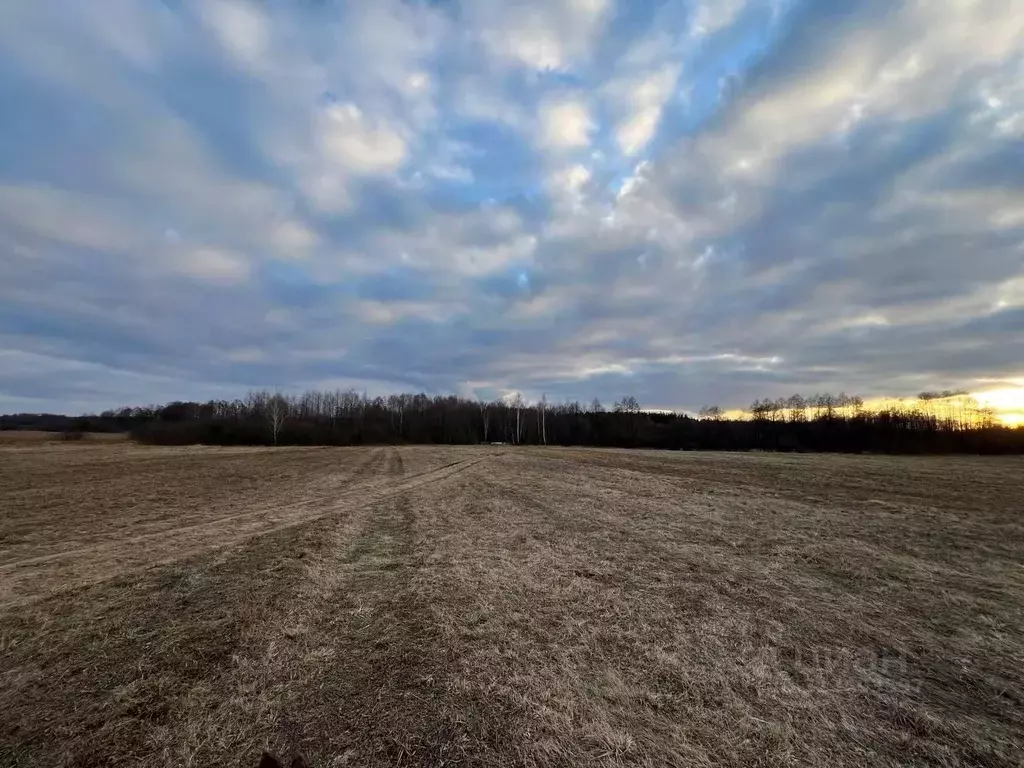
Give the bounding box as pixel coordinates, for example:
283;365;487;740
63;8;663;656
452;75;531;129
539;98;595;150
283;101;410;213
178;247;250;285
473;0;610;72
455;234;538;276
428;164;474;183
319;103;408;175
487;24;565;72
696;1;1024;190
271;220;318;258
301;173;355;215
601;26;684;158
547;164;592;211
336;2;448;99
352;300;458;325
690;0;749;38
0;184;150;256
367;204;536;278
617;161;649;199
200;0;270;71
612;65;681;155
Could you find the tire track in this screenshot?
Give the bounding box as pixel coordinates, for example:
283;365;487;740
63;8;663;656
0;451;501;609
0;447;387;570
275;488;447;763
386;446;405;476
2;453;486;571
350;447;388;481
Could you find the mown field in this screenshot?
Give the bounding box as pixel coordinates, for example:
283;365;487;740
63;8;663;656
1;441;1022;767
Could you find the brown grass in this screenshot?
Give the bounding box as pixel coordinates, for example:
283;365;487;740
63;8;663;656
0;430;127;444
1;444;1022;766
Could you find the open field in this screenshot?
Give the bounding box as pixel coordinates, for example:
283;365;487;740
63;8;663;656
0;430;127;444
1;443;1022;767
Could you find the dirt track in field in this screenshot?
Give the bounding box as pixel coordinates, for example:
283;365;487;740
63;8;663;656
1;443;1022;767
0;445;497;608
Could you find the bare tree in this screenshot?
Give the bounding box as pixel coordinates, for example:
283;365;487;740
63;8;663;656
267;392;288;446
511;392;524;445
750;399;770;421
387;394;407;437
479;399;491;442
614;395;641;413
786;394;807;423
699;405;723;421
79;383;1024;454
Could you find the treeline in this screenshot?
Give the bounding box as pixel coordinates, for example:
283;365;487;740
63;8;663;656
0;413;122;434
742;390;999;429
4;387;1017;454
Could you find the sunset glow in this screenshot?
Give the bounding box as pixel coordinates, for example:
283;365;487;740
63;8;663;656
716;389;1024;428
974;388;1024;427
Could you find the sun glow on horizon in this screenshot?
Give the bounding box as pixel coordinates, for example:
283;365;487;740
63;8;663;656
973;387;1024;427
712;387;1024;427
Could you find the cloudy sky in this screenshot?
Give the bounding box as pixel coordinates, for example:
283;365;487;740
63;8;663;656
1;0;1023;417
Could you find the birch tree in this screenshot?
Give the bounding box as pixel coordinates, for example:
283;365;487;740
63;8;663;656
267;392;288;446
479;400;491;442
511;393;524;445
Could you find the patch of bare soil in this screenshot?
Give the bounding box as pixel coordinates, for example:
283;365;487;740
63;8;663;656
1;444;1021;766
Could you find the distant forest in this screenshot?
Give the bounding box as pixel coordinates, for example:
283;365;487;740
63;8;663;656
3;389;1022;454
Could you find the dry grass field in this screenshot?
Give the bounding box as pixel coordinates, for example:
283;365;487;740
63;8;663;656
1;442;1022;767
0;430;127;444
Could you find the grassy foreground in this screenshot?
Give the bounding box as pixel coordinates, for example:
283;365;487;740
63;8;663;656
1;442;1022;766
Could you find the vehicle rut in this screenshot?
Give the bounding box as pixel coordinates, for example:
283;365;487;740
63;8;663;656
0;450;501;608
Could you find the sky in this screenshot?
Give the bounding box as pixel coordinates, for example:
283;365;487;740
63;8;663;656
1;0;1023;420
